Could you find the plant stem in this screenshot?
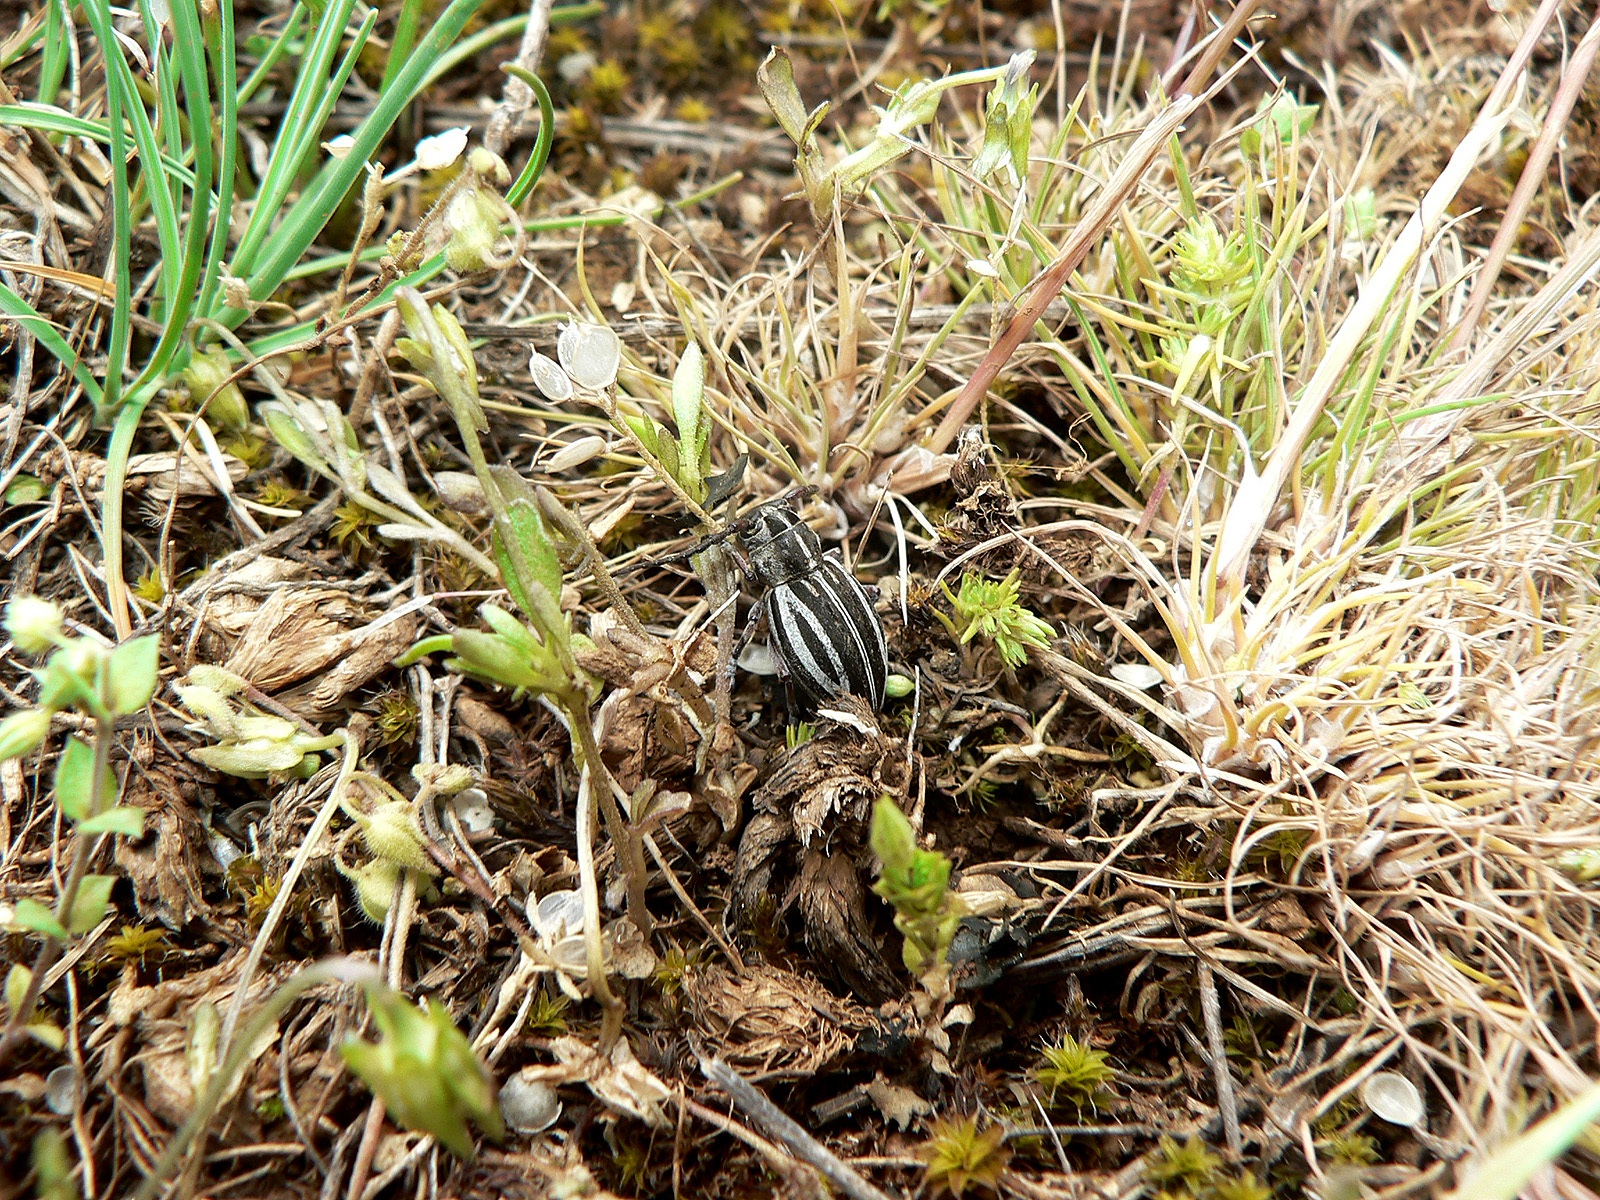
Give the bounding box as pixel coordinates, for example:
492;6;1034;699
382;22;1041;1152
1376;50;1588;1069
571;713;625;1052
0;714;114;1069
134;959;383;1200
566;694;650;940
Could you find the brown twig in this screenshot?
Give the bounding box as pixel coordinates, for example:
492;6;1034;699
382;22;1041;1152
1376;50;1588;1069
700;1055;895;1200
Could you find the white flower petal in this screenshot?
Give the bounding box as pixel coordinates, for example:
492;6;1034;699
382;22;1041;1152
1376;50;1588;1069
557;321;621;391
1109;662;1166;690
528;351;575;402
1361;1073;1424;1127
415;126;469;171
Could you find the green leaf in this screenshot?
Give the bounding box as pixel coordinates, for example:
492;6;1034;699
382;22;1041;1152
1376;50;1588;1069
343;985;502;1158
4;473;46;504
4;964;32;1011
261;402;327;471
0;709;51;760
657;430;681;484
486;468;564;628
449;627;546;692
672;341;706;496
78;807;145;837
870;797;917;876
54;735;100;822
104;635;160;716
14;898;68;941
66;875;115;934
623;413;660;457
1447;1079;1600;1200
25;1021;64;1052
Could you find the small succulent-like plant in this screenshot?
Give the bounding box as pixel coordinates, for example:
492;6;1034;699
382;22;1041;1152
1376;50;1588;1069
1032;1033;1114;1110
340;983;503;1158
935;569;1054;668
918;1115;1011;1199
870;798;965;982
1146;1135;1223;1193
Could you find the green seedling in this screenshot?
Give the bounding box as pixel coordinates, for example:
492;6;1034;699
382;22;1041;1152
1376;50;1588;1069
0;597;158;1064
341;982;503;1158
1146;1134;1223;1193
1032;1034;1114;1110
918;1114;1010;1199
871;798;966;992
935;569;1055;668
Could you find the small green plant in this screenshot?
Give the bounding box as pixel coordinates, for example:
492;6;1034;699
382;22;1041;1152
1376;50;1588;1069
1146;1135;1223;1193
934;569;1054;669
525;990;572;1036
1032;1033;1113;1109
340;982;503;1158
1207;1172;1272;1200
0;597;158;1065
785;721;815;750
101;924;173;967
1320;1131;1380;1165
871;798;965;984
651;943;706;997
612;1135;651;1192
918;1114;1011;1199
372;691;421;746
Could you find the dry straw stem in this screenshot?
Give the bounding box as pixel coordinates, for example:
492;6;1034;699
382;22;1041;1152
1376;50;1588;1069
906;93;1201;480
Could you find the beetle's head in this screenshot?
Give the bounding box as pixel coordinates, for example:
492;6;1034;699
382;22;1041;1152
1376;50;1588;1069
740;505;823;587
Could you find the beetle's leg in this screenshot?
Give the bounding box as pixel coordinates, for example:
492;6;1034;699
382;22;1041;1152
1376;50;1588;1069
726;595;766;694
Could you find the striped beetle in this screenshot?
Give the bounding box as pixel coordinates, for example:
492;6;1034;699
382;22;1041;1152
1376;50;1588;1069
723;493;889;713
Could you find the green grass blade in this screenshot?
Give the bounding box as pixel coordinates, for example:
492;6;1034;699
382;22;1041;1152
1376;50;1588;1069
125;0;217;400
235;3;305;108
0;285;104;407
193;0;238;324
0;106;196;182
379;0;424;95
36;1;66;100
80;0;183;304
240;0;489;309
229;0;361;274
503;67;555;207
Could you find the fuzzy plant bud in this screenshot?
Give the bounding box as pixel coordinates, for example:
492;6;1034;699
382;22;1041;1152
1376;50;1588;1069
353;800;437;874
443;186;505;273
341;986;503;1158
339;857;403;924
413;763;476;796
556;321;621;392
172;683;239;737
4;596;63;655
183;347;250;432
0;709;51;760
466;145;511;186
34;640;104;713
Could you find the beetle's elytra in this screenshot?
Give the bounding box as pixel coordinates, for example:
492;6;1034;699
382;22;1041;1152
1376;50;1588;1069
733;500;889;712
